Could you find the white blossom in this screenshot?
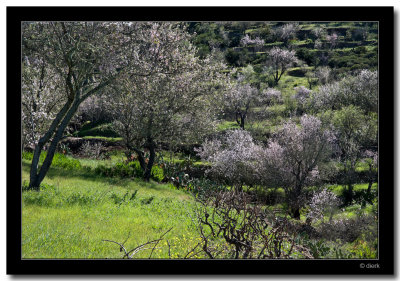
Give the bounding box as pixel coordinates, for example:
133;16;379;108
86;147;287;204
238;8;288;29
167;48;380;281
308;188;341;222
196;130;263;187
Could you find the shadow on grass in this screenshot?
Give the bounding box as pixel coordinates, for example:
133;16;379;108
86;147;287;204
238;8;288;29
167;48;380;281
22;161;173;192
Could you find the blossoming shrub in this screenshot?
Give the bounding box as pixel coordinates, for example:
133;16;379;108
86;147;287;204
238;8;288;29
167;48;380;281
307;188;341;223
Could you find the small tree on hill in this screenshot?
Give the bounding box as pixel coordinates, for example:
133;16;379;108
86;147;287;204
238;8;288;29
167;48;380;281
326;33;339;49
274;23;299;46
240;34;265;53
223;80;259;130
265;47;298;86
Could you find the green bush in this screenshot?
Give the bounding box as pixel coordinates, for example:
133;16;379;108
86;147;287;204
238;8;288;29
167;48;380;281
350;236;377;258
151;165;164;182
296;48;317;66
22;181;56;192
52;153;82;170
22;151;33;161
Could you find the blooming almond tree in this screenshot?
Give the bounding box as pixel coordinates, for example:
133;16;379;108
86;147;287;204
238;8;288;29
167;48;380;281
312;69;378;113
266;47;298;85
311;26;327;41
342;69;378;113
195;129;263;188
240;34;265;47
23;22;133;190
274;23;299;46
22;55;65;150
308;188;341;223
314;66;332;85
258;115;335;219
326;33;339;49
293;86;312;115
240;34;265;53
110;22;227;181
223;81;259;130
262;88;282;106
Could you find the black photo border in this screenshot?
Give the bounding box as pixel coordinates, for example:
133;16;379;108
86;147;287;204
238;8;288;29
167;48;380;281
7;6;394;275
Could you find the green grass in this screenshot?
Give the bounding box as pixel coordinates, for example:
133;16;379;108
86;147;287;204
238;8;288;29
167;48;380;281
277;72;309;92
82;136;123;142
22;159;202;259
217;120;240;131
22;151;82;170
329;183;377;196
77;151;126;169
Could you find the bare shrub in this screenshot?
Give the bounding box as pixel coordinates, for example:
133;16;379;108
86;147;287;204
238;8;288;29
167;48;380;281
79;141;106;159
103;228;173;259
192;189;313;259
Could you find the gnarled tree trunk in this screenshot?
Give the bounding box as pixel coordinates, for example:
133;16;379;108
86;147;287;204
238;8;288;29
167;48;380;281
29;98;80;190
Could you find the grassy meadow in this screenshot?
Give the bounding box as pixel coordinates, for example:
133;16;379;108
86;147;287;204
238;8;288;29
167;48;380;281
22;158;202;259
